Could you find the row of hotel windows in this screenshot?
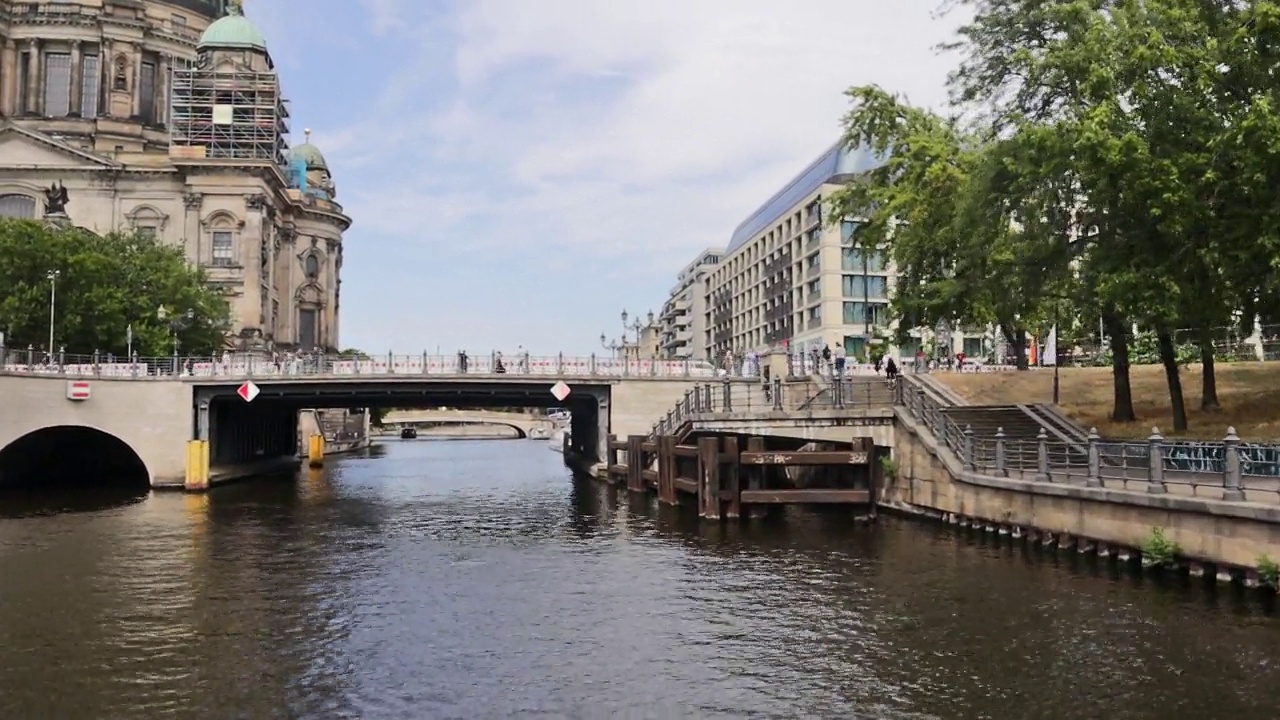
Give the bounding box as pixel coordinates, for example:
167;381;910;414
803;302;891;326
17;50;161;123
0;192;235;263
799;248;889;271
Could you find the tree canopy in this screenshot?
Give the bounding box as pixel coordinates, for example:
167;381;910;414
0;219;230;357
828;0;1280;431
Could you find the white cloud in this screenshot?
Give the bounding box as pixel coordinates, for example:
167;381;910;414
317;0;968;349
336;0;963;260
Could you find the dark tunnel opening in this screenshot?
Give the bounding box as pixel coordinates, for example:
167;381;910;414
0;426;151;514
198;381;611;469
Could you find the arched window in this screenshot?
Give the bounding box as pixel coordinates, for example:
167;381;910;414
125;205;167;239
303;253;320;279
0;194;37;219
200;211;243;266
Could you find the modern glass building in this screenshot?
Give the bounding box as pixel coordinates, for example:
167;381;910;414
702;139;983;360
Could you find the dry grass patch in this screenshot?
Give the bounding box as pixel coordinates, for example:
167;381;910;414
934;362;1280;442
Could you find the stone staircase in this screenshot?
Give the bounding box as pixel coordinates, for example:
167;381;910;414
901;374;1091;470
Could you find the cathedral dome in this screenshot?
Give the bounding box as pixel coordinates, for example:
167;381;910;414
291;142;328;171
198;6;268;52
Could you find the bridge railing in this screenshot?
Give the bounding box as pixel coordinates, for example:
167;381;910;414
0;348;719;380
899;378;1280;503
650;378;897;437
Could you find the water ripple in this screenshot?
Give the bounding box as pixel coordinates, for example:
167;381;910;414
2;440;1280;718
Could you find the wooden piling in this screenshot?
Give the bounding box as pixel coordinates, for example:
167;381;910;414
626;435;645;492
698;436;721;519
722;436;741;519
658;435;677;505
744;436;767;519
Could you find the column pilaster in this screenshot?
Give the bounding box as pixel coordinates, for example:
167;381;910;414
68;40;83;117
25;39;42;116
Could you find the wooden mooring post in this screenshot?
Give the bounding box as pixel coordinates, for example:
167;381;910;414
605;433;876;520
626;435;645;492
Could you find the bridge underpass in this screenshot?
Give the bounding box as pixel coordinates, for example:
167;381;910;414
195;379;609;474
381;410;553;439
0;426;153;513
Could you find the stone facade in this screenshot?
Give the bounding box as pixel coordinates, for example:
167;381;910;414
0;0;350;352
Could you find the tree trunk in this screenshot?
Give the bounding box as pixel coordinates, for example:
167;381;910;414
1103;311;1136;423
1156;324;1188;433
1001;324;1028;370
1198;328;1220;410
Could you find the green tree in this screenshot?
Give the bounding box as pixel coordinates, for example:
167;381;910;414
0;219;230;357
940;0;1280;431
826;86;1071;371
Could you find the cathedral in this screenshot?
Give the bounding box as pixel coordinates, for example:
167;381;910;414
0;0;350;352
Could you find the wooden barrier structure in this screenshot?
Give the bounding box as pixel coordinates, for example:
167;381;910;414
606;433;878;519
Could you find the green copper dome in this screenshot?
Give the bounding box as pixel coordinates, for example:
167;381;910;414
291;142;328;171
198;7;268;52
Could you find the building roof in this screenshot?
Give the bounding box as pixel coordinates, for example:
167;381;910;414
290;143;328;171
170;0;232;20
726;140;885;254
198;5;268;52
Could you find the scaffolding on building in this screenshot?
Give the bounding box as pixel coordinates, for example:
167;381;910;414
168;61;290;166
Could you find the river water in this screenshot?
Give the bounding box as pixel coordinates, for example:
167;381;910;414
1;439;1279;719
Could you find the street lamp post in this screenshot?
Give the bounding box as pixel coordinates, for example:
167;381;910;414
157;306;195;373
600;333;621;358
46;270;59;360
611;309;651;360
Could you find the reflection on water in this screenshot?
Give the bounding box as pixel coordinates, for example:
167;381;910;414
1;440;1279;719
0;484;149;519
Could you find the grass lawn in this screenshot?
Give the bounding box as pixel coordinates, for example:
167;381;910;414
933;362;1280;442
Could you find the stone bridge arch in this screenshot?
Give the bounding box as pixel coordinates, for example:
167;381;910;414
0;424;151;490
381;410;553;439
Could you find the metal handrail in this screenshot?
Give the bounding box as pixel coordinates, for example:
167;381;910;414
0;348;719;380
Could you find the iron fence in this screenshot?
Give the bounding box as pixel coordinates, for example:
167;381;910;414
899;378;1280;504
649;378;898;437
0;347;720;380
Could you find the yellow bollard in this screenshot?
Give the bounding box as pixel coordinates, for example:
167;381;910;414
308;433;325;468
184;439;210;491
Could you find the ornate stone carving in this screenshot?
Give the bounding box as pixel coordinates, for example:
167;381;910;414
295;282;325;306
183;191;203;209
112;55;130;92
244;193;268;210
200;210;245;231
124;204;170;232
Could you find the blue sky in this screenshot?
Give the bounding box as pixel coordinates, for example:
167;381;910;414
247;0;964;355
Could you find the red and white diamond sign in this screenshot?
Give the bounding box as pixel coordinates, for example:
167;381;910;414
550;381;571;402
237;381;260;402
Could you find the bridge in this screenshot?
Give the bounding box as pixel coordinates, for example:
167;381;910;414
381;409;553;438
0;352;715;492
